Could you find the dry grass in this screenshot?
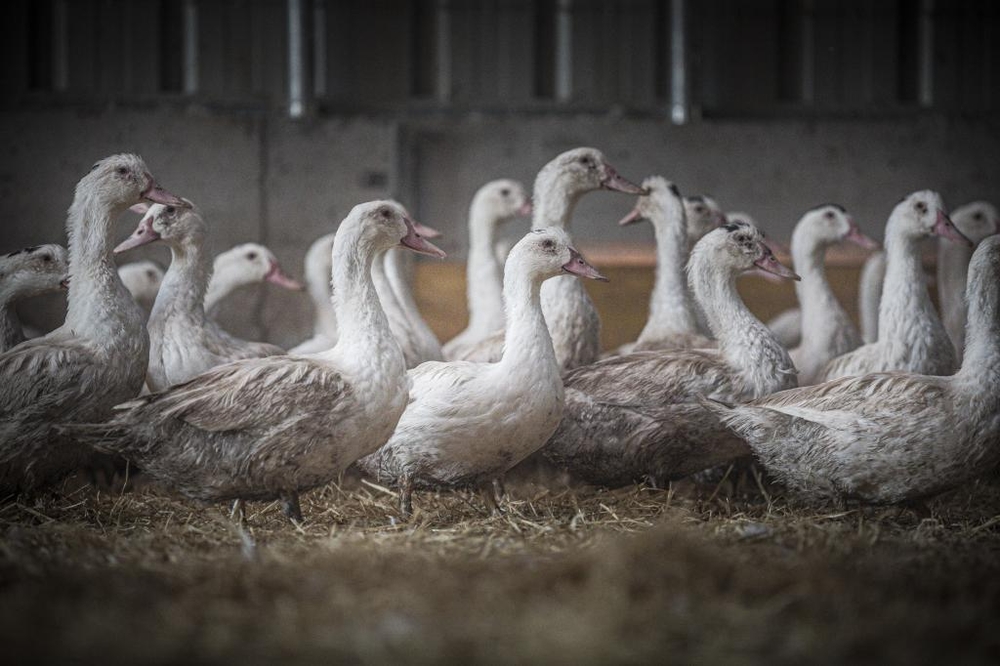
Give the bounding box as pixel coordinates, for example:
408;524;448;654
1;472;999;665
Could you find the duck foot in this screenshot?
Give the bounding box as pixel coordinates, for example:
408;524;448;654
280;494;303;524
480;482;504;517
492;477;506;504
398;476;413;519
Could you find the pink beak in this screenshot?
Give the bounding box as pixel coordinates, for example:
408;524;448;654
518;199;534;217
932;209;973;247
753;245;800;281
140;175;188;208
400;218;447;258
618;206;645;226
601;165;647;195
844;222;880;250
114;217;161;253
59;277;70;290
562;248;608;282
265;260;304;291
411;221;442;239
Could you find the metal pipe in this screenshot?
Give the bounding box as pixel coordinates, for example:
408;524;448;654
669;0;687;124
313;0;327;98
435;0;451;102
800;0;815;105
555;0;572;102
918;0;934;107
52;0;69;91
182;0;199;95
288;0;307;118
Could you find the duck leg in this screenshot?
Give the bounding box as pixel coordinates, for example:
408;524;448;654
398;475;413;518
492;477;506;503
480;481;504;517
280;493;303;524
230;499;246;526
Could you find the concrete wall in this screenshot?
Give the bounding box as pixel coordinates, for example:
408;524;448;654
1;108;998;348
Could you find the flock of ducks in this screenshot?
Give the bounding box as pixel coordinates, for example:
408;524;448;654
0;148;998;523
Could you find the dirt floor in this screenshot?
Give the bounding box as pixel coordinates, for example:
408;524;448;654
1;470;998;665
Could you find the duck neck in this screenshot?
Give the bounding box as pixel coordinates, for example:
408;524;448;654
151;237;211;329
957;256;1000;386
792;230;845;346
64;192;139;334
878;227;933;344
936;238;974;317
693;262;793;394
466;206;506;335
203;266;243;313
498;266;556;371
640;203;697;340
532;170;583;230
327;234;400;369
385;249;440;349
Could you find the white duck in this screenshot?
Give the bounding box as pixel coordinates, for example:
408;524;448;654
542;221;800;487
787;204;879;385
356;228;606;515
67;201;445;522
937;201;999;362
0;154;186;496
684;195;727;246
289;232;338;355
0;244;69;352
442;179;532;360
117;259;164;316
820;191;970;382
613;177;713;355
204;242;303;314
858;250;886;344
457;147;644;370
703;234;1000;505
114;201;286;392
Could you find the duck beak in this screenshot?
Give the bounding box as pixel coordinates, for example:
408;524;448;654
518;199;534;217
562;248;608;282
844;221;880;250
265;260;304;291
618;206;645;226
754;246;800;281
933;209;973;247
399;217;447;258
140;174;189;207
411;221;442;239
114;217;160;253
59;277;70;290
601;165;646;195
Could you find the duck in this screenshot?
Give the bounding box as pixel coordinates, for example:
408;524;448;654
117;259;165;317
858;250;886;344
289;232;338;355
820;191;971;382
0;154;187;496
542;221;800;487
702;234;1000;506
787;204;879;385
64;201;446;522
113;201;287;392
356;227;607;515
612;177;713;355
937;201;999;362
442;179;532;360
683;195;727;246
204;242;303;315
457;147;644;370
0;244;69;352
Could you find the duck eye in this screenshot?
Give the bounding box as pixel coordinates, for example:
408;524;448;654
147;270;156;279
117;166;129;175
42;255;52;262
915;201;928;214
974;212;984;220
824;211;835;220
694;205;705;213
247;252;258;261
166;206;175;214
542;239;556;250
380;208;391;218
500;188;510;197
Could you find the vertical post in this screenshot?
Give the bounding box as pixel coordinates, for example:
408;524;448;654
555;0;572;102
287;0;308;118
800;0;815;105
52;0;69;91
669;0;688;123
182;0;199;95
918;0;934;107
435;0;451;103
313;0;327;98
